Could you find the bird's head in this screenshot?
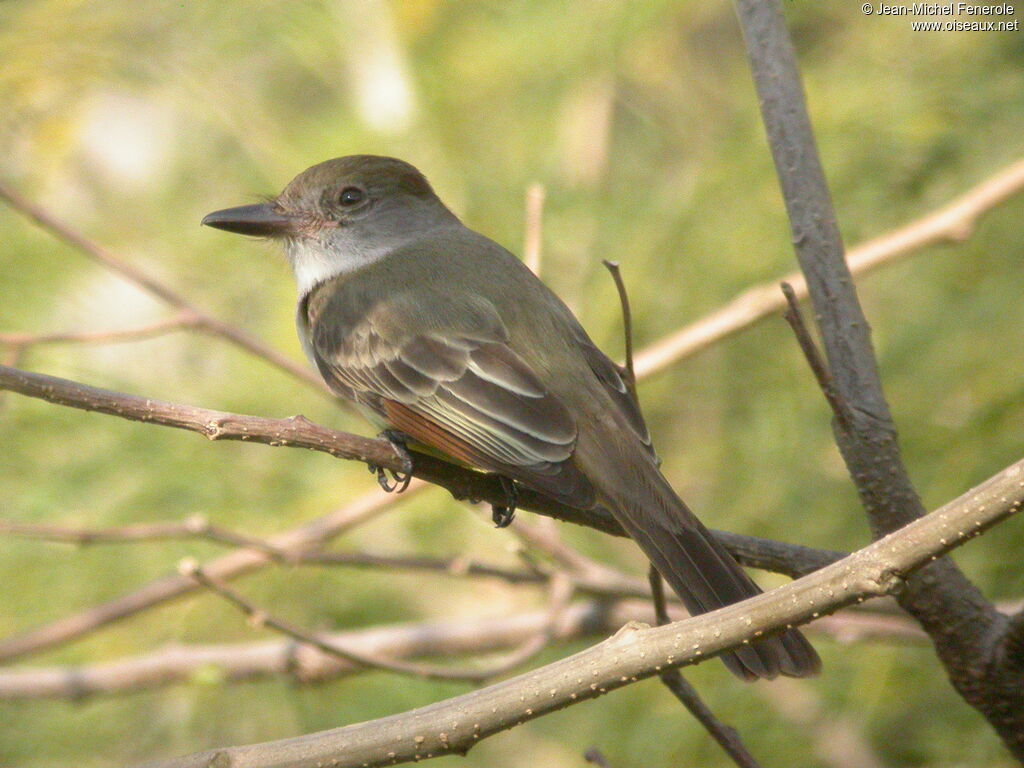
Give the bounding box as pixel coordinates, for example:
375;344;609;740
202;155;459;295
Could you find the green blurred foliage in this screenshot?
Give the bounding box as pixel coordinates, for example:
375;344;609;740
1;0;1022;766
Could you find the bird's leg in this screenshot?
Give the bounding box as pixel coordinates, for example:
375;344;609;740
491;476;519;528
369;429;414;493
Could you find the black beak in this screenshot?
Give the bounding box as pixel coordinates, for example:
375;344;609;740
201;203;299;237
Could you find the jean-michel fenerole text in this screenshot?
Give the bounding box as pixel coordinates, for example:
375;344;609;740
872;2;1015;14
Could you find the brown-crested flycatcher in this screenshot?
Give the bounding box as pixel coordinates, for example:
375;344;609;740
202;155;820;680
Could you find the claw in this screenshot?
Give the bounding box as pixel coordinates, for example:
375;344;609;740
371;430;414;494
491;476;519;528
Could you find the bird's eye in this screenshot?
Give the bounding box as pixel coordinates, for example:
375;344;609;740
338;187;365;207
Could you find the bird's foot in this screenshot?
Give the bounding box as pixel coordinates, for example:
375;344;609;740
491;476;519;528
369;429;414;493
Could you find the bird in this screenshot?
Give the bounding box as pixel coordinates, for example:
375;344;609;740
202;155;820;680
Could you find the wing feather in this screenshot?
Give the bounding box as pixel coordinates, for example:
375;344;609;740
311;311;594;506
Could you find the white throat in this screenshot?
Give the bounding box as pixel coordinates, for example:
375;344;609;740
286;236;392;298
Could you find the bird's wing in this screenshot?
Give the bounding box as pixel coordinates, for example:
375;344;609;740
568;321;653;454
308;294;596;507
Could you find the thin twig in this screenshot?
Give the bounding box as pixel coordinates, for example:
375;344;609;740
182;561;536;683
0;515;614;593
0;516;279;554
0;513;932;646
779;282;851;431
0;312;201;350
1;515;874;617
611;252;761;768
602;260;637;398
649;567;764;768
523;183;545;276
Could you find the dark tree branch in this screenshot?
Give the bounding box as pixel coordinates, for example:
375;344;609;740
0;361;613;534
734;0;1024;757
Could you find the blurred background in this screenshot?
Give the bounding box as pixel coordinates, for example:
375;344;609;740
1;1;1023;766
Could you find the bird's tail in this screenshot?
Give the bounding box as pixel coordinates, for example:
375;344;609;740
599;469;820;680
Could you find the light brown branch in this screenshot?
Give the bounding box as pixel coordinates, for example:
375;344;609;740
135;456;1024;768
632;158;1024;379
522;183;545;276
